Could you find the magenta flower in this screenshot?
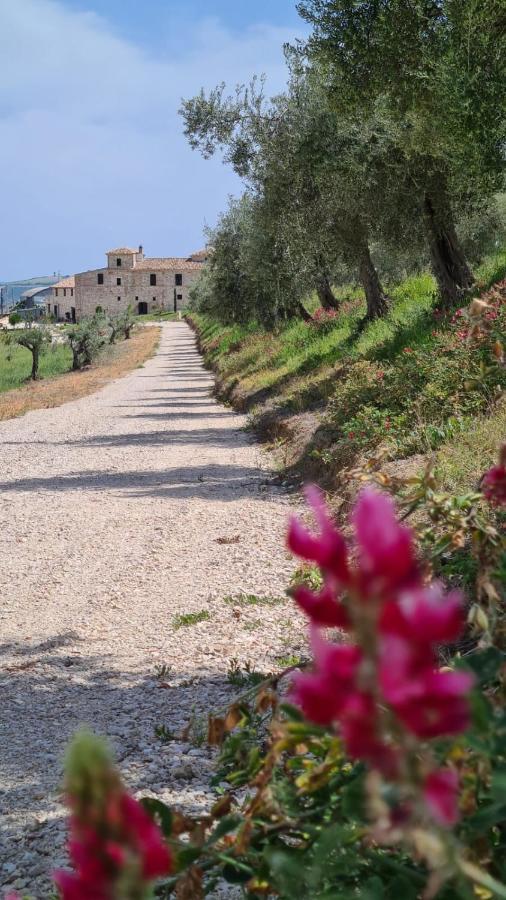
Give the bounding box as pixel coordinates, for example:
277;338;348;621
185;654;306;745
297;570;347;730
423;768;460;827
353;490;418;594
481;445;506;507
287;487;348;580
293;583;350;628
287;487;474;827
379;585;464;647
54;733;172;900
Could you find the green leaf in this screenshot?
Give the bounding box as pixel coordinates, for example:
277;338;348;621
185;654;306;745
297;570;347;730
140;797;173;837
280;703;306;722
466;802;506;832
206;814;242;846
221;862;254;884
342;771;366;821
176;846;202;869
462;648;504;685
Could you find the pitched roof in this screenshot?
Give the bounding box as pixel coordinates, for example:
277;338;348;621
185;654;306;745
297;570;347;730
135;257;205;272
188;248;210;262
53;277;75;289
107;247;138;255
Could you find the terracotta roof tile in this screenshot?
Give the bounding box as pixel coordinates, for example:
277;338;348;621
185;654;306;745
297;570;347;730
53;277;75;289
135;257;205;272
107;247;138;255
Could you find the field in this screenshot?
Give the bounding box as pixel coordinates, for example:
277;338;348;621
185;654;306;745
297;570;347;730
0;326;160;421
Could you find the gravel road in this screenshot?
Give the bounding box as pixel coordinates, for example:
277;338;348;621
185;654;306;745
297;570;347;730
0;322;301;896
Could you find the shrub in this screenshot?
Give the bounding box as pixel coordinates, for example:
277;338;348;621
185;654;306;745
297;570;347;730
67;314;107;370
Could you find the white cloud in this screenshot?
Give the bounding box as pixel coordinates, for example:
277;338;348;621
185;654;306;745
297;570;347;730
0;0;303;279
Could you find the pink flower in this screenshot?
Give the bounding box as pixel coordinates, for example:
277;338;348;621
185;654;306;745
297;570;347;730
353;489;418;594
482;446;506;506
291;629;361;726
380;585;464;647
293;583;350;628
424;768;460;826
287;487;349;581
54;734;172;899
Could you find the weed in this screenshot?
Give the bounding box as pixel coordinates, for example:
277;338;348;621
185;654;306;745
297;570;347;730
154;725;175;744
227;658;268;688
275;653;304;668
154;663;174;680
222;594;285;608
172;610;210;629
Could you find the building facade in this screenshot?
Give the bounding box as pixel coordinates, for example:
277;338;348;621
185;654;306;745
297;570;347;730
47;277;76;321
74;246;206;320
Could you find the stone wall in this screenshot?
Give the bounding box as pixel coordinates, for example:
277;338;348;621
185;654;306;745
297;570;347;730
75;267;200;320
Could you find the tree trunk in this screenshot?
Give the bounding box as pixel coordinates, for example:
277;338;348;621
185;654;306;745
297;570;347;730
31;347;39;380
296;301;313;322
358;244;388;320
316;275;339;310
423;182;474;308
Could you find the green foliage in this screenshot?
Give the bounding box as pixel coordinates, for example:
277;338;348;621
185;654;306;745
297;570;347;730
2;323;52;380
0;331;72;391
172;610;210;629
66;312;108;370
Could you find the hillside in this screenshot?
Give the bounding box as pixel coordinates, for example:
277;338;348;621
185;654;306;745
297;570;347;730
189;249;506;508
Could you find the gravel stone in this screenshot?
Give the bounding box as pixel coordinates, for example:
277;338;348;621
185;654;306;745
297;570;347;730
0;322;302;896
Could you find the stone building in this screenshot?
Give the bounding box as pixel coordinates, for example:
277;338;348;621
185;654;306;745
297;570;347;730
47;277;76;322
74;246;206;320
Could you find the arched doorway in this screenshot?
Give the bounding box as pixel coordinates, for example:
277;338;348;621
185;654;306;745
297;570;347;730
138;301;148;315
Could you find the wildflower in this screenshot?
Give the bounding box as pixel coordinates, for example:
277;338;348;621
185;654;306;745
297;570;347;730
423;768;460;827
287;487;348;581
287;488;474;826
376;371;385;380
353;489;418;594
292;583;350;628
54;733;172;899
481;445;506;507
348;431;355;439
402;347;413;354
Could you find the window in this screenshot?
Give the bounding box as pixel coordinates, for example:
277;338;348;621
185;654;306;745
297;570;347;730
150;273;157;286
97;273;104;285
175;273;183;286
55;288;59;297
116;258;122;267
71;288;74;297
54;305;58;316
117;277;121;286
152;297;156;303
135;296;139;302
64;288;67;297
117;296;121;302
177;294;183;300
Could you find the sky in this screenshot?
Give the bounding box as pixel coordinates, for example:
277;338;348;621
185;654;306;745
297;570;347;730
0;0;307;282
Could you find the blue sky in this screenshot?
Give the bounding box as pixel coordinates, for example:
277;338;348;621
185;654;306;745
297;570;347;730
0;0;306;281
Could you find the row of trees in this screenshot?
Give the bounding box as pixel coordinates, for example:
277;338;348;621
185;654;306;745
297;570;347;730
181;0;505;325
3;307;135;380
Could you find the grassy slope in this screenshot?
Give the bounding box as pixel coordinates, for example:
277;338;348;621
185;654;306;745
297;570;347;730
189;249;506;493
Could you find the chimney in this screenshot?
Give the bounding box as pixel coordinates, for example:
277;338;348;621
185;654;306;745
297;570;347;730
138;244;143;256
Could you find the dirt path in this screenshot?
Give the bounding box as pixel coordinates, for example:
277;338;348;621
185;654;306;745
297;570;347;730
0;322;300;895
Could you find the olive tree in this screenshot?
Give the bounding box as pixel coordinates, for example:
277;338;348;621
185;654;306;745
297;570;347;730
298;0;506;306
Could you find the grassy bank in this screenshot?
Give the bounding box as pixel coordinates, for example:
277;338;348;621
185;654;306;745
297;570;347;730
188;249;506;495
0;326;161;421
